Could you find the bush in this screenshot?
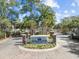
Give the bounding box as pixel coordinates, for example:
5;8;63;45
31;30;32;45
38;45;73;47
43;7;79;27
6;32;11;37
11;31;21;37
0;30;5;39
23;44;55;49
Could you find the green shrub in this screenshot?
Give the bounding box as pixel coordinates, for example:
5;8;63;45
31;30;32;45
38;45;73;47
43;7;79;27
6;32;11;37
11;31;21;37
23;44;55;49
0;30;5;39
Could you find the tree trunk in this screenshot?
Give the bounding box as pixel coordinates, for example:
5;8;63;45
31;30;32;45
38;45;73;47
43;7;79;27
5;32;6;39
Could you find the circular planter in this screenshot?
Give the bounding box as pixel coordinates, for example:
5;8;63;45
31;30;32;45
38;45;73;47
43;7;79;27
18;44;59;52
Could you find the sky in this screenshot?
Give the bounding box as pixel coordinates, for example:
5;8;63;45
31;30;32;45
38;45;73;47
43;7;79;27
45;0;79;23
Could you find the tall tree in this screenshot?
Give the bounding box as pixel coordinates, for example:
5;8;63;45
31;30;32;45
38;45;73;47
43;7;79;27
37;4;56;34
60;16;79;34
0;0;16;17
0;0;16;38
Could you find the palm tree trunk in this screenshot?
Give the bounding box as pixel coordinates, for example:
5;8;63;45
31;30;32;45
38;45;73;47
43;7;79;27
5;32;6;39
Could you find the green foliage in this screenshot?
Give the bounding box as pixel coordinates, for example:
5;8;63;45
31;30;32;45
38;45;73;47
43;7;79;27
27;0;40;3
21;2;55;28
61;16;79;29
0;0;16;17
0;17;12;29
22;19;37;29
54;23;61;29
11;20;22;29
60;16;79;33
0;30;5;39
42;19;55;28
23;44;55;49
21;0;40;14
0;0;56;35
11;31;21;37
38;4;55;28
0;17;12;38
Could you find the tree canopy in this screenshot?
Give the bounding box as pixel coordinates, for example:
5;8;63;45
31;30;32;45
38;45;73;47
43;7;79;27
61;16;79;28
60;16;79;34
0;0;56;31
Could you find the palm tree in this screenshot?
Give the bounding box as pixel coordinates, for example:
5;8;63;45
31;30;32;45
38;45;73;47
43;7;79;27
37;4;56;34
22;18;37;34
0;17;12;38
0;0;16;38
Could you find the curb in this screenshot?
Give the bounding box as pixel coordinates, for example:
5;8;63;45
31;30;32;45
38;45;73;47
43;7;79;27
18;44;60;52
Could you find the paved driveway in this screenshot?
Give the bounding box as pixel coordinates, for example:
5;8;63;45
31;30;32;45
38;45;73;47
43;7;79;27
0;36;79;59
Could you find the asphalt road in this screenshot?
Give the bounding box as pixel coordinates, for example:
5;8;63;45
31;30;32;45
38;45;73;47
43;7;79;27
0;36;79;59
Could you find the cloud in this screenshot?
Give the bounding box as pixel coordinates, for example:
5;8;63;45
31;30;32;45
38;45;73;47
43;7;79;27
56;9;76;22
55;13;61;23
56;13;61;17
71;2;76;7
55;13;70;23
56;13;70;20
71;10;76;13
63;14;70;17
45;0;60;8
64;10;68;14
